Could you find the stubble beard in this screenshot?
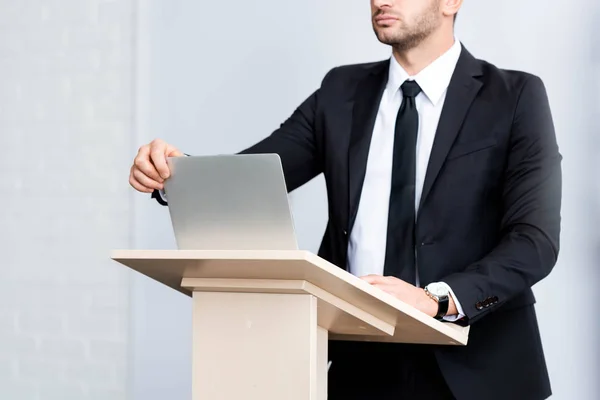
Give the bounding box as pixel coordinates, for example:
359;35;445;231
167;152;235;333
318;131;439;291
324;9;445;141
373;3;441;52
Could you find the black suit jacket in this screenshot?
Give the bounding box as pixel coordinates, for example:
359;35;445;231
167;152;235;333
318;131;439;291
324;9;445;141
154;45;561;400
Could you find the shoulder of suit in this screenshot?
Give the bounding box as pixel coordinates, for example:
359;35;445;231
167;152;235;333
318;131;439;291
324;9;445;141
472;56;546;94
320;60;388;85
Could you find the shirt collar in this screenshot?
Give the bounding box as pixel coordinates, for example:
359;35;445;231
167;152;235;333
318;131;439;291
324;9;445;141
386;38;462;106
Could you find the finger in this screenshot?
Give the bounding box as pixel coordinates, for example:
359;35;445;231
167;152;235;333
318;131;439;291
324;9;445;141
135;157;164;183
129;168;154;193
133;168;164;191
150;141;170;179
389;277;416;288
130;178;153;193
167;146;184;157
382;276;405;284
371;283;398;296
134;145;164;183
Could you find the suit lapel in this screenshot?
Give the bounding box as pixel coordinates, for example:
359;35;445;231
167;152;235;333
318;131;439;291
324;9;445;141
418;47;484;213
347;61;389;234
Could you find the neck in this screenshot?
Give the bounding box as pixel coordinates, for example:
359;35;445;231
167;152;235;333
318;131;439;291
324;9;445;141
392;30;455;76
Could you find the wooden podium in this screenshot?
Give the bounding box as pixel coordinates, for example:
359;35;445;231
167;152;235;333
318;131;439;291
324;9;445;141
111;249;469;400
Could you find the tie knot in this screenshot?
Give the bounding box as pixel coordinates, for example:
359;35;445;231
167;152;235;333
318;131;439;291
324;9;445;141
401;80;422;99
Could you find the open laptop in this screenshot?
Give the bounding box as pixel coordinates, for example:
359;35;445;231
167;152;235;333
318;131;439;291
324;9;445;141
163;154;299;251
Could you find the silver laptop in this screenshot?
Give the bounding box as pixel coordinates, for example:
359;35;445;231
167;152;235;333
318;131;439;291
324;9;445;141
163;154;299;250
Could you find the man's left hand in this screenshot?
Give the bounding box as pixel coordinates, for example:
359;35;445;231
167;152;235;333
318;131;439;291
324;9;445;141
360;275;457;318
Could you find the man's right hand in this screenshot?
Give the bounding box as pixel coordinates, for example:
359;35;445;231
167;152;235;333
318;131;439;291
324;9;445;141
129;139;184;193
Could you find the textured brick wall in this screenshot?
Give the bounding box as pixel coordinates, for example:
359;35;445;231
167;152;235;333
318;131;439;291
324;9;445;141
0;0;134;399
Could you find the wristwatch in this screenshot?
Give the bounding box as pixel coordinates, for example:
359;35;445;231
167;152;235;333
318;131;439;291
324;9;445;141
424;282;450;320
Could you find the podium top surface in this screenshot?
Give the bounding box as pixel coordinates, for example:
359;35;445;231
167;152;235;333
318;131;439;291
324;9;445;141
111;249;469;345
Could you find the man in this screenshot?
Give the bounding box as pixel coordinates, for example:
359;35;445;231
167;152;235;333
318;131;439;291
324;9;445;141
129;0;562;399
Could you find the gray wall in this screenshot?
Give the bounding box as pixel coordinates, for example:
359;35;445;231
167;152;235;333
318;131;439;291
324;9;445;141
133;1;599;399
456;2;600;398
0;0;134;399
0;0;597;399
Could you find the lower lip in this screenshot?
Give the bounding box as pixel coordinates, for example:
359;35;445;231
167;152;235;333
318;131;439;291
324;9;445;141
376;18;397;24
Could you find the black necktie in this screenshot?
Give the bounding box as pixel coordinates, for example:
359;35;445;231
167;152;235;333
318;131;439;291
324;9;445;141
383;80;422;284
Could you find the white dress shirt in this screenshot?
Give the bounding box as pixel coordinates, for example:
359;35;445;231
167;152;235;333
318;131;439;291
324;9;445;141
347;39;465;321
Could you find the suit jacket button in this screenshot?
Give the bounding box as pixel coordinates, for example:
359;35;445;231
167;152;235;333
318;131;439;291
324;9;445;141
343;230;348;236
476;302;483;310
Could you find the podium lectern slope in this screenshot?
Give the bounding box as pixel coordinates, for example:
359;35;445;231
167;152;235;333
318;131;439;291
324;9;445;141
111;249;469;344
111;249;469;400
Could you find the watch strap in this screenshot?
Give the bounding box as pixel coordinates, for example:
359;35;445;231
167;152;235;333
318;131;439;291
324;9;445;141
425;284;450;320
434;295;449;320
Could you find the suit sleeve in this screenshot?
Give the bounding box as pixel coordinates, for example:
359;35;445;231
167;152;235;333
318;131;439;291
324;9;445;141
151;70;333;205
441;75;562;325
238;70;337;192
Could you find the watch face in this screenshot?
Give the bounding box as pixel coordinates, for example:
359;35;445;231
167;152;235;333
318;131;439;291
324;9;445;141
428;283;449;297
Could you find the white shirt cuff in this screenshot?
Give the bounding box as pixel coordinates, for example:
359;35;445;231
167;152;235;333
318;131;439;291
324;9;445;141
438;282;466;322
159;189;167;202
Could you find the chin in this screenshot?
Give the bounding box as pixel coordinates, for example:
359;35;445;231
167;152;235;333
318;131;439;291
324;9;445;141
374;31;400;46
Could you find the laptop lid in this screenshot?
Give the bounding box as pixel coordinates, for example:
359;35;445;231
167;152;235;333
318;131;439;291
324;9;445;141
163;154;299;250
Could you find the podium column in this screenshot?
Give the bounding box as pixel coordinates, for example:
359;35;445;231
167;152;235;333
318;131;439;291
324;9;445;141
188;285;328;400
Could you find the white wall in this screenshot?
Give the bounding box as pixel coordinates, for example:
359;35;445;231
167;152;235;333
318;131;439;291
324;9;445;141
133;1;599;399
0;0;134;399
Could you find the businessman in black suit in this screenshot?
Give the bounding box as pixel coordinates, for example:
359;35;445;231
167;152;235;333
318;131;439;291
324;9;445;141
129;0;562;398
